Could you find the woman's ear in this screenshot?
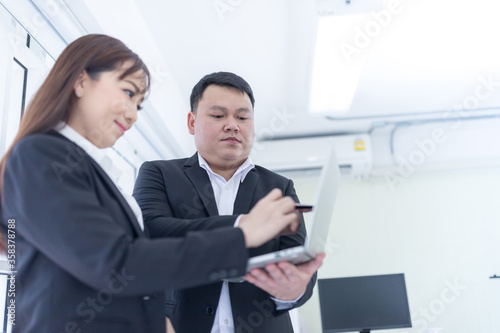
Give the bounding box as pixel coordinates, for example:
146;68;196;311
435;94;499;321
73;69;88;98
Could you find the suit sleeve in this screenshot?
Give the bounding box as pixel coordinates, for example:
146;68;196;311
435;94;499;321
277;179;317;311
133;161;237;237
2;137;248;295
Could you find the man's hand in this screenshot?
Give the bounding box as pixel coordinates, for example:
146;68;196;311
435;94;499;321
243;253;326;301
238;189;300;248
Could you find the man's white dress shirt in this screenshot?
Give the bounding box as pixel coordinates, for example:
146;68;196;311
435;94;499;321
198;154;299;333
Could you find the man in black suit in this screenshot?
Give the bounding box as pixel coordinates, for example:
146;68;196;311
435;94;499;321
133;72;324;333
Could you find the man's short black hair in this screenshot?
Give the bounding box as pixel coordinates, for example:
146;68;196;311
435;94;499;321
190;71;255;112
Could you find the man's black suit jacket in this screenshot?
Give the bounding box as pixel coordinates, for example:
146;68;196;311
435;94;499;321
0;133;249;333
133;153;316;333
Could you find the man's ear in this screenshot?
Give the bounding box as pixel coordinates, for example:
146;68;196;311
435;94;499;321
73;69;88;97
187;111;196;135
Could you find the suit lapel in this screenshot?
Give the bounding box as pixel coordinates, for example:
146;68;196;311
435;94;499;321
233;169;259;214
51;132;144;237
88;154;145;237
183;154;219;217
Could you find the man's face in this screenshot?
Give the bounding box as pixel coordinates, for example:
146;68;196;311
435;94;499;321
188;84;255;170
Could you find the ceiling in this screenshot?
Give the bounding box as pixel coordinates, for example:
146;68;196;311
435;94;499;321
24;0;500;156
136;0;320;143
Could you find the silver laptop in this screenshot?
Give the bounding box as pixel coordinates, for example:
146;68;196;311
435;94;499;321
246;145;341;272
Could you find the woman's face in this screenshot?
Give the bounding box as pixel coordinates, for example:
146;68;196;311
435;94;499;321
68;63;146;148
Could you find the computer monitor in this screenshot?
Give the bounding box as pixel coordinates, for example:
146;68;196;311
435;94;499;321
318;273;412;333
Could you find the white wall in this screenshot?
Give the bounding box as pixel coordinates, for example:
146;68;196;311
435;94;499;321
288;167;500;333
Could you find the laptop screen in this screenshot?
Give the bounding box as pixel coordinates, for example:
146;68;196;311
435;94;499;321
304;144;341;254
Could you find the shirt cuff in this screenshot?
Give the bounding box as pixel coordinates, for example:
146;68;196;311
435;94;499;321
271;289;306;310
234;214;243;227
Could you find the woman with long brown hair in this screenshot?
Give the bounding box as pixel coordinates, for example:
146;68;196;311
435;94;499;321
0;34;300;332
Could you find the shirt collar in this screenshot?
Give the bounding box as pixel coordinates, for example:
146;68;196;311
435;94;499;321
198;152;254;183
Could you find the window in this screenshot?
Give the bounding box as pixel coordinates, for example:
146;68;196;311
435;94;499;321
0;5;54;155
3;58;27;150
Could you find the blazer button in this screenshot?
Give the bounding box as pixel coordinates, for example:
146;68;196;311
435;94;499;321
219;270;227;279
206;306;215;316
143;296;151;301
208;272;219;281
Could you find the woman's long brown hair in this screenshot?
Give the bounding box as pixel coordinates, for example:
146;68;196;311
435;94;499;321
0;34;151;250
